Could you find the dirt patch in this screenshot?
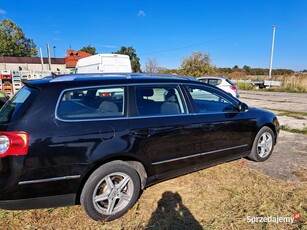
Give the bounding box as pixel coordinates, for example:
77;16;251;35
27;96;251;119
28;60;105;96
247;131;307;182
239;91;307;182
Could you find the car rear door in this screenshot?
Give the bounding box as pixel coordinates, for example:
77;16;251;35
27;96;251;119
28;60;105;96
129;84;200;179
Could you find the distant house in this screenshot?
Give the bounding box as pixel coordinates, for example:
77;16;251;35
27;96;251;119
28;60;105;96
0;49;92;74
65;50;92;71
0;56;66;73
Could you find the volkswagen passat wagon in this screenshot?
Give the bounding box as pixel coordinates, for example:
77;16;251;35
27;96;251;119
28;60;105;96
0;74;279;221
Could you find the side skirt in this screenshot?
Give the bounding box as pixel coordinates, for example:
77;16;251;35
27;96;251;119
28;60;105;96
0;194;76;210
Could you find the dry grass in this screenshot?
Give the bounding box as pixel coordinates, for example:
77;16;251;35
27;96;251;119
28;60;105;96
233;75;307;93
269;75;307;93
0;161;306;229
237;82;254;91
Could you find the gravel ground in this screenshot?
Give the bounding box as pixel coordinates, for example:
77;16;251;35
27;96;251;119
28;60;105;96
239;90;307;182
240;90;307;112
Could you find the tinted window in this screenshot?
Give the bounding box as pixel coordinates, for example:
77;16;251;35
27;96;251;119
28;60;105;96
135;85;186;116
186;85;236;113
57;87;125;120
0;86;40;123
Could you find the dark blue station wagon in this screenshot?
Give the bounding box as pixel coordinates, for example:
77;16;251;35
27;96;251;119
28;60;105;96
0;74;279;221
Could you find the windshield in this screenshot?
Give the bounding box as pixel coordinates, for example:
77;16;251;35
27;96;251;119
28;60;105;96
0;86;40;124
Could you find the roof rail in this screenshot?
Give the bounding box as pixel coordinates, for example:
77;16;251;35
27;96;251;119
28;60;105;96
55;72;198;81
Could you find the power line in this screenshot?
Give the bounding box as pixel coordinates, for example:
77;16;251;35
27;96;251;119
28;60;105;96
139;36;234;56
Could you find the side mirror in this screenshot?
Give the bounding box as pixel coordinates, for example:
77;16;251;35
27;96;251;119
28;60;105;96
238;102;248;112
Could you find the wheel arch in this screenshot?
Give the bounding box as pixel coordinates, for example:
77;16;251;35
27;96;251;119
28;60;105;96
75;156;149;205
261;122;278;142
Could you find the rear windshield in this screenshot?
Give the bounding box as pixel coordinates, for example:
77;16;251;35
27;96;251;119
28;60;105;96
0;86;40;124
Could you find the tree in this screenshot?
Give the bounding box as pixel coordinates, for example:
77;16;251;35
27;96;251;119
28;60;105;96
145;58;159;73
79;45;96;55
113;46;141;72
243;65;251;74
233;65;239;70
180;51;214;77
0;19;37;57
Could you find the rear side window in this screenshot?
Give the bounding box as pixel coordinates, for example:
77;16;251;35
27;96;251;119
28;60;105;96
135;85;186;116
57;87;125;120
0;86;40;123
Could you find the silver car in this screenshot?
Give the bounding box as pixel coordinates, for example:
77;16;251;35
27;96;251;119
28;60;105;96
197;76;239;98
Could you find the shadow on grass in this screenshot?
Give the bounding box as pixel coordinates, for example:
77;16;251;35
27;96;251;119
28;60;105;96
146;191;202;230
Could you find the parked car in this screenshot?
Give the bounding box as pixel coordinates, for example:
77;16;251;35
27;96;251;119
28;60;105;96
0;74;279;221
197;76;239;98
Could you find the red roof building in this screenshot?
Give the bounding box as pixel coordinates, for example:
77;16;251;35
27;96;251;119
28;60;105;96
65;50;92;68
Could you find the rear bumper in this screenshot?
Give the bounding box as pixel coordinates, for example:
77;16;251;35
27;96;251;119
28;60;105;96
0;194;76;210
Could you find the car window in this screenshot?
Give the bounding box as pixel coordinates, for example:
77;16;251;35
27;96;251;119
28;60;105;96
208;79;222;85
57;87;125;120
0;86;40;123
199;79;208;83
186;85;236;113
135;85;186;116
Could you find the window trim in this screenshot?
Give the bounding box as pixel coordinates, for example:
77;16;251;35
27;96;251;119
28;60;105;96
54;82;240;123
55;85;127;122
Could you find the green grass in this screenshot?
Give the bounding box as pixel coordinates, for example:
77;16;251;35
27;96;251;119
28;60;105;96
264;108;307;117
278;112;306;120
264;87;307;93
237;82;254;90
281;125;307;135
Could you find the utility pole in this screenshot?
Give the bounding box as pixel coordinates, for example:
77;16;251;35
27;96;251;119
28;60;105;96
269;25;276;79
39;48;44;71
46;43;52;71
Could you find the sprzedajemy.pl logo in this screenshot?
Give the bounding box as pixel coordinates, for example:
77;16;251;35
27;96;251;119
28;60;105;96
246;213;301;224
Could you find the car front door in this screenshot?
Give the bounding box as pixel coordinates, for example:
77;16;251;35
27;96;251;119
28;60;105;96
183;84;256;165
129;84;200;179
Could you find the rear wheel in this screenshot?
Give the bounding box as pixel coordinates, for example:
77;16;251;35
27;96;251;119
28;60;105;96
248;126;275;162
80;161;141;221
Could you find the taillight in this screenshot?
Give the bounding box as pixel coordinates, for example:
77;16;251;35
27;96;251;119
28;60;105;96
230;86;237;91
0;132;29;158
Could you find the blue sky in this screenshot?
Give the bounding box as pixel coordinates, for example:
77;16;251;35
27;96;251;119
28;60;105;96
0;0;306;71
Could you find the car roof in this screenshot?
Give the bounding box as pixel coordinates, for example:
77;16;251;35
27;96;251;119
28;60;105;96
21;73;240;105
23;73;199;89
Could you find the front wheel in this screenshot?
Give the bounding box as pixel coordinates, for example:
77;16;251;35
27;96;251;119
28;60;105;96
80;161;141;221
248;126;275;162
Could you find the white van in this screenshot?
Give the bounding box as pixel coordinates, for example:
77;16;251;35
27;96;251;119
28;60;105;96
75;54;132;74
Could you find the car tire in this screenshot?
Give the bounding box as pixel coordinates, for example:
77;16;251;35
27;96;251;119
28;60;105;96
80;160;141;221
247;126;275;162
